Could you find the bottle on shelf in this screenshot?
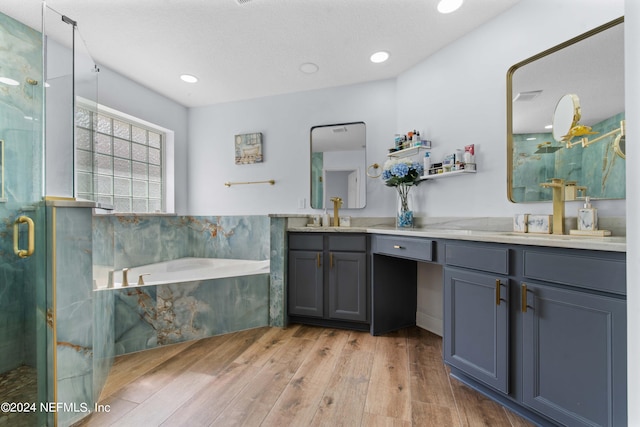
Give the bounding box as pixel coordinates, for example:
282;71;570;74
423;151;431;174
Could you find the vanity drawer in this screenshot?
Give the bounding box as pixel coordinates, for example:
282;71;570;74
522;249;626;295
372;235;433;262
445;242;509;275
289;233;323;251
328;234;367;252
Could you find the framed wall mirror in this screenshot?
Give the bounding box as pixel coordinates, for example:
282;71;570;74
311;122;366;209
507;17;625;203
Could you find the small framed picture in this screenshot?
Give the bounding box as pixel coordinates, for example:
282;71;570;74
235;132;263;165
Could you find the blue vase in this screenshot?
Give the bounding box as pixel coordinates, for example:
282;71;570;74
397;209;414;228
396;188;414;228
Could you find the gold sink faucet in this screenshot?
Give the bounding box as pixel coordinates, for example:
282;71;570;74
330;197;343;227
539;178;565;235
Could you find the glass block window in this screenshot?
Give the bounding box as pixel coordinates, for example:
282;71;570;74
75;105;165;213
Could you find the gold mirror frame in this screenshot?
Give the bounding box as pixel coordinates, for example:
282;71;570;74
506;17;624;203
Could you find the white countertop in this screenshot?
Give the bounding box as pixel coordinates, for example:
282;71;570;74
288;225;626;252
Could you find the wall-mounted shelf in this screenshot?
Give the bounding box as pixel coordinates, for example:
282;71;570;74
421;169;476;180
387;146;430;158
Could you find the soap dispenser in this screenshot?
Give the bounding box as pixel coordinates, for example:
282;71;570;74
577;196;598;231
322;209;331;227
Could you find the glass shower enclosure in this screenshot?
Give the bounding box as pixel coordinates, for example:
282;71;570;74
1;3;97;425
0;10;48;427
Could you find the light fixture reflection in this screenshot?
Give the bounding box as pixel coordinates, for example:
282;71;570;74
0;77;20;86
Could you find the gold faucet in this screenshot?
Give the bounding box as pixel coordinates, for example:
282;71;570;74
539;178;565;235
330;197;342;227
122;268;129;287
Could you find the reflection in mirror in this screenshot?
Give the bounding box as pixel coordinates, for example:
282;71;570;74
311;122;366;209
552;94;581;143
507;17;625;203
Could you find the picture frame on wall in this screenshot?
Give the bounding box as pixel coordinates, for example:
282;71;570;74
234;132;263;165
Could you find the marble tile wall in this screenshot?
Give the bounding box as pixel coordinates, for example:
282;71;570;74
92;215;279;357
269;217;286;327
112;275;269;355
51;206;95;427
512;112;626;202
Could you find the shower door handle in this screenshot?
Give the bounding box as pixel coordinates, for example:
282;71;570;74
13;216;35;258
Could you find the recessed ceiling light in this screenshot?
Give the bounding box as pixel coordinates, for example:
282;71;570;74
0;77;20;86
437;0;464;14
545;124;553;129
299;62;319;74
180;74;198;83
370;51;389;63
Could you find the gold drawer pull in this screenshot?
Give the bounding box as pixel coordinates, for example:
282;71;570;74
393;245;403;249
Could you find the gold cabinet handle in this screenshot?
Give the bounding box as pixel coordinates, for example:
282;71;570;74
495;279;501;306
393;245;403;249
317;252;321;268
521;283;528;313
13;216;35;258
330;253;334;269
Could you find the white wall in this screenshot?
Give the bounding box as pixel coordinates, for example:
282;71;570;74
625;1;639;424
95;68;189;214
396;0;625;219
187;80;397;215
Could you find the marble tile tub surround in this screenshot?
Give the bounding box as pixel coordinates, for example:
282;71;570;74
92;215;271;287
112;274;269;355
92;215;273;356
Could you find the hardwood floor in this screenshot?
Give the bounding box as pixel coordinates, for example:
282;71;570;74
76;325;534;427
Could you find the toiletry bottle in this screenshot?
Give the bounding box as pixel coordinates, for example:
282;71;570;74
322;209;331;227
578;196;598;231
423;151;431;175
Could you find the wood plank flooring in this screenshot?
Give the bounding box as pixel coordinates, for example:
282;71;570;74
75;325;534;427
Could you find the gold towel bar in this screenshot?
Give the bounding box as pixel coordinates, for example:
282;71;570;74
224;179;275;187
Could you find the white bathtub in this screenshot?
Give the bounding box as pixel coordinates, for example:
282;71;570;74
110;257;270;288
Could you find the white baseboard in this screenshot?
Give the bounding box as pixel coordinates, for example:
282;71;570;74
416;312;443;337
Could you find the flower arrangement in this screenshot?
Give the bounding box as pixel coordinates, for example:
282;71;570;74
382;158;424;227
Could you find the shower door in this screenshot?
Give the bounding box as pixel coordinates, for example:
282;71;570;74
0;10;49;427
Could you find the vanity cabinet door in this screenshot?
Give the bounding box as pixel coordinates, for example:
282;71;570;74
521;281;627;427
288;250;323;318
444;267;509;394
328;251;367;322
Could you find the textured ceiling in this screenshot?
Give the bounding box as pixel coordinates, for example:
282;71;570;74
1;0;520;108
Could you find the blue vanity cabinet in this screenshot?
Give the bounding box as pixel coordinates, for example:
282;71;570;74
443;241;627;427
443;241;511;394
288;232;369;329
521;281;627;427
288;234;324;318
444;268;510;393
520;247;627;427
